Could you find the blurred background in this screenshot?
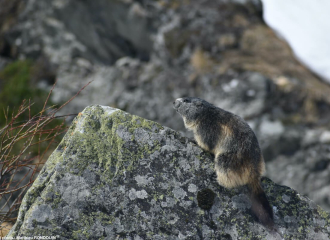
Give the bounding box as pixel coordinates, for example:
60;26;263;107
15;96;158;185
0;0;329;228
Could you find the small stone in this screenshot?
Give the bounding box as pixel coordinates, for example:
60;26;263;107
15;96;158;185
188;184;197;193
320;131;330;143
282;194;291;203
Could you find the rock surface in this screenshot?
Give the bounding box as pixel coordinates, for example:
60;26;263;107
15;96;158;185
1;0;330;212
7;106;330;239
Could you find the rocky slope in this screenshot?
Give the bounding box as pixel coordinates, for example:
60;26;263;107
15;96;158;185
0;0;330;212
7;106;330;239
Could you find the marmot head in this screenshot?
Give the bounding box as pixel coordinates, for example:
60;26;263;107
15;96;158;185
173;97;215;128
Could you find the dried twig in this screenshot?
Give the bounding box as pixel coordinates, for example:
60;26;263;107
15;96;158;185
0;80;92;234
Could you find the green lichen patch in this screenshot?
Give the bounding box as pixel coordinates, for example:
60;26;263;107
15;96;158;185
54;106;163;186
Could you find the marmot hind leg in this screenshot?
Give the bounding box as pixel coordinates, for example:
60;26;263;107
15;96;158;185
214;153;253;189
214;154;274;228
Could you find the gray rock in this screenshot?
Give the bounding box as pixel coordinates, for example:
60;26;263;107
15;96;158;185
267;143;330;212
320;131;330;144
7;106;330;239
4;0;153;64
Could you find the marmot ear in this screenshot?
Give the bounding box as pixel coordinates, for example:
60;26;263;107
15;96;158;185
195;101;202;107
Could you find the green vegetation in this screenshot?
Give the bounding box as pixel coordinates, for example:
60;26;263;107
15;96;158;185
0;60;65;157
0;60;49;124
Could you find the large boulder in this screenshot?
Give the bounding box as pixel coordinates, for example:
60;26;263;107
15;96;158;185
7;106;330;239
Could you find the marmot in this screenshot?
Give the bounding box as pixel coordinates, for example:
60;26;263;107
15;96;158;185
173;97;274;229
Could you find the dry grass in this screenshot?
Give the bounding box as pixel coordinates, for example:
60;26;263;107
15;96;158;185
0;221;13;237
220;24;330;103
0;80;92;235
190;48;215;74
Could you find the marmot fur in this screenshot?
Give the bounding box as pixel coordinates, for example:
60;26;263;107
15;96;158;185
173;97;274;229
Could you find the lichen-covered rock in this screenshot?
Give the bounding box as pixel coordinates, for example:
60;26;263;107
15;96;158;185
7;106;330;239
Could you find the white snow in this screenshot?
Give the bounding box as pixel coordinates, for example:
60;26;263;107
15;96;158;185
262;0;330;83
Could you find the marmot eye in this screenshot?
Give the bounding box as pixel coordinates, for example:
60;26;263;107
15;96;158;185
183;99;189;103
